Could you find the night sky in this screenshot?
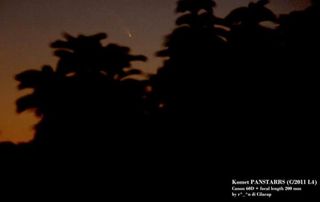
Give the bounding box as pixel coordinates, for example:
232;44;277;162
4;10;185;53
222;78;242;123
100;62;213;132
0;0;310;143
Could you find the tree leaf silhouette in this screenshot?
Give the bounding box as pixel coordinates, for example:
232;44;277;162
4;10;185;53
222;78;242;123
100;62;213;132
176;0;216;14
225;0;277;26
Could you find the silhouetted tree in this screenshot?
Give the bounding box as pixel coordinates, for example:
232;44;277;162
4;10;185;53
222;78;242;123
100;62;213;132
52;33;146;79
219;0;285;129
16;33;147;148
152;0;228;120
148;2;230;196
16;65;56;117
225;0;278;50
275;0;320;132
176;0;215;14
279;0;320;53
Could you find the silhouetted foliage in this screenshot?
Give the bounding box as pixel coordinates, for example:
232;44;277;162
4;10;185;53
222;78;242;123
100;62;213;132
1;0;320;200
225;0;278;49
153;0;227;120
150;2;320;199
275;0;320;133
176;0;216;14
16;65;56;116
52;33;146;79
15;33;147;148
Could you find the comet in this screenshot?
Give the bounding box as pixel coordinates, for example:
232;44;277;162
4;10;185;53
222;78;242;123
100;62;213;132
107;10;134;39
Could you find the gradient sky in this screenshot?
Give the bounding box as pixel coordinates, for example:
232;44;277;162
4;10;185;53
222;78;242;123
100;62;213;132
0;0;310;143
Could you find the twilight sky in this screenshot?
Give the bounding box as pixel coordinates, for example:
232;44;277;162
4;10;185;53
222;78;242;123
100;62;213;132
0;0;310;143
